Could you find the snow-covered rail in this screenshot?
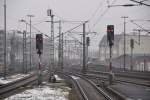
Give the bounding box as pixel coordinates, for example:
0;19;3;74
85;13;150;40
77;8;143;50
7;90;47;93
0;73;38;98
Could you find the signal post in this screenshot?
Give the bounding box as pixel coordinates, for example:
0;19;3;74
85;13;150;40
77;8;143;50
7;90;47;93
107;25;115;85
36;34;43;85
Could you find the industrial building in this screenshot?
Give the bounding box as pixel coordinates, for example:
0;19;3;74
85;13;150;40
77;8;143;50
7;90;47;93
99;34;150;71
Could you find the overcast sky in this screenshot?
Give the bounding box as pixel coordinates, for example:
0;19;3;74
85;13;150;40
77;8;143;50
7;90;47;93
0;0;150;50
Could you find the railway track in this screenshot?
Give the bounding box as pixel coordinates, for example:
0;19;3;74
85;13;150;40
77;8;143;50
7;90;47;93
0;73;38;99
68;68;150;87
87;70;150;80
58;71;124;100
65;68;150;100
70;66;150;80
86;70;150;87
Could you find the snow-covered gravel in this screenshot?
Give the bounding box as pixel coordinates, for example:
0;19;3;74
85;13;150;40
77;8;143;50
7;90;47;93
4;74;71;100
71;76;79;80
5;85;70;100
0;74;29;84
54;75;63;81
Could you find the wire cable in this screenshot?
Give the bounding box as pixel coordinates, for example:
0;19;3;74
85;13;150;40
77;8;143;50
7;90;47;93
88;0;106;21
130;19;150;34
92;0;117;29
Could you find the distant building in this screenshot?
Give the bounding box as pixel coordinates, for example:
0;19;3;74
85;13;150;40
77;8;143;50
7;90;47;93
99;34;150;71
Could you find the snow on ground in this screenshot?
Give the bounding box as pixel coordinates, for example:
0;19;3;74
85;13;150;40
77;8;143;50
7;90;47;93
0;74;29;84
71;76;79;80
5;85;70;100
54;75;63;81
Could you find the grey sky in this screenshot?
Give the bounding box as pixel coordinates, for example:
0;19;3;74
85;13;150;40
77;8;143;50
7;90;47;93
0;0;150;50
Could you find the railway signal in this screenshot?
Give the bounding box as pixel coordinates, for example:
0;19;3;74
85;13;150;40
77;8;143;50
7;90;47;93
36;34;43;85
36;34;43;55
130;39;134;71
130;39;134;49
107;25;114;47
107;25;115;85
86;37;90;46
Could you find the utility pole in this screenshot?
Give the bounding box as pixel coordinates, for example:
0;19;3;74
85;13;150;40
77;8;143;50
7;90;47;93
4;0;6;79
121;16;128;71
22;30;27;73
23;31;25;73
19;20;28;73
58;21;63;70
80;35;83;66
61;32;64;70
25;23;27;73
47;9;55;74
24;30;27;73
10;31;16;73
82;22;86;73
133;29;142;45
86;37;90;70
27;15;34;72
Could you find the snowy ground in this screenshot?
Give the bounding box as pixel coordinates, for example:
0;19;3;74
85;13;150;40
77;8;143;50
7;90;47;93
54;75;63;81
0;74;29;84
5;75;71;100
71;76;79;80
5;85;70;100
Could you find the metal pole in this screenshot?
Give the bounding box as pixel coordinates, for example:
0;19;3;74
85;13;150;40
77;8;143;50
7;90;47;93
51;15;54;72
86;45;88;70
80;34;83;68
38;54;42;85
122;16;128;71
47;9;55;74
23;31;25;73
82;23;86;73
131;46;133;71
25;30;27;73
4;0;7;78
27;15;34;72
61;32;64;70
29;17;31;72
109;46;112;72
58;20;62;70
58;21;63;70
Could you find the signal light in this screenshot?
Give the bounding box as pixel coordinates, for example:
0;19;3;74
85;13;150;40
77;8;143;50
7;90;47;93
86;37;90;46
130;39;134;48
107;25;114;46
36;34;43;54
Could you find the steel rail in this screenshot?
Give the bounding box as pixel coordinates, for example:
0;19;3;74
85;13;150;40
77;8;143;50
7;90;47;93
59;71;113;100
82;72;150;87
0;73;38;96
65;71;127;100
59;72;89;100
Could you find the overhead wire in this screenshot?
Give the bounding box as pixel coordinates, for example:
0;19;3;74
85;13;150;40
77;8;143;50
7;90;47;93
84;0;117;47
130;19;150;34
55;21;88;39
92;0;117;29
88;0;106;21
